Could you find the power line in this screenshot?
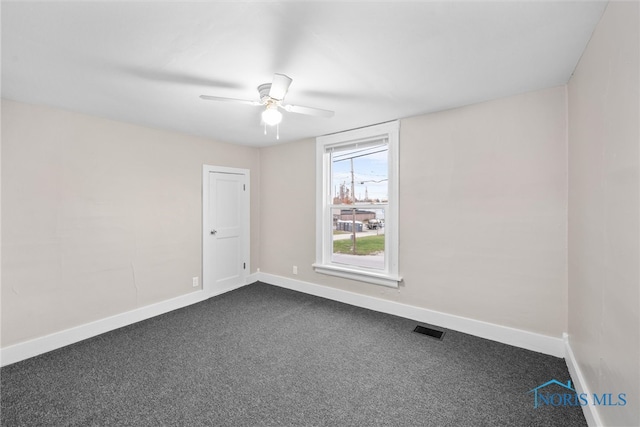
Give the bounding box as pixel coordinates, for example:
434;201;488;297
331;143;387;160
332;148;388;163
332;145;387;161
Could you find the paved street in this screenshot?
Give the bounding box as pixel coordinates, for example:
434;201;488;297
332;228;384;241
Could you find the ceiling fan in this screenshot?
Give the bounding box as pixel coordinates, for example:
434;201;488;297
200;73;334;139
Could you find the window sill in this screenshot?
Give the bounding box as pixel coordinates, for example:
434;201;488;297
312;263;402;288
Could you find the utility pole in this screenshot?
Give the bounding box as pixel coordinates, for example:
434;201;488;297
350;158;356;254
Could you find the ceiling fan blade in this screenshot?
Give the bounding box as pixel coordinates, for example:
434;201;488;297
268;73;293;100
199;95;261;106
283;104;335;118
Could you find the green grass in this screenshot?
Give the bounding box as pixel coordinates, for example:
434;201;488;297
333;235;385;255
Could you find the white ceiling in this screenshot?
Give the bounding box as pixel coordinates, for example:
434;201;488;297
1;1;607;147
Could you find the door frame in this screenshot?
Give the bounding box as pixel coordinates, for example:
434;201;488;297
202;164;250;296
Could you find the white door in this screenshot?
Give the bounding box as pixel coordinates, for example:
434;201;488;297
203;166;249;295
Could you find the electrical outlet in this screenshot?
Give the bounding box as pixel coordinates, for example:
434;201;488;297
192;277;199;287
293;266;298;275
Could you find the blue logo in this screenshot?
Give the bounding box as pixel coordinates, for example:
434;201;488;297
528;379;626;409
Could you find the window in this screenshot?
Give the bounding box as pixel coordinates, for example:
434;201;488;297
313;121;401;287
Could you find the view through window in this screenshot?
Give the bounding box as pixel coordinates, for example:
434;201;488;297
315;121;400;288
330;141;388;270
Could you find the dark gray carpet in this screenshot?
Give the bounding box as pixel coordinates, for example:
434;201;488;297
1;282;586;426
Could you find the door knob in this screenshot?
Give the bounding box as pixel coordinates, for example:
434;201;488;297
210;230;217;235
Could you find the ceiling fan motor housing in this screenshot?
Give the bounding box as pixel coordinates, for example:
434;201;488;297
258;83;273;102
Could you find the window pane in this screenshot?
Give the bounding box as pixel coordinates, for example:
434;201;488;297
331;143;388;205
331;208;385;270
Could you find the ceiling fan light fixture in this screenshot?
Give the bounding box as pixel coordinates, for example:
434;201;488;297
262;104;282;126
200;73;334;136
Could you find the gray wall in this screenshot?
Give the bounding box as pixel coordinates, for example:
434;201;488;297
568;2;639;426
1;100;261;347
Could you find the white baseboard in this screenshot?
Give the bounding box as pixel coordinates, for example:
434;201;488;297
1;272;565;367
258;272;565;358
246;272;260;285
1;280;250;367
564;333;602;427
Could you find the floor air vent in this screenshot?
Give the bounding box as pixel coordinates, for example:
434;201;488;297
413;325;445;340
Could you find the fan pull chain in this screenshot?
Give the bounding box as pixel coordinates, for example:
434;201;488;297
262;122;280;139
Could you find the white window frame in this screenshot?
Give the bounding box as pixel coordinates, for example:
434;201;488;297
313;121;401;288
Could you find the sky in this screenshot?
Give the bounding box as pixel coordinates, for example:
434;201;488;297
331;144;388;203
